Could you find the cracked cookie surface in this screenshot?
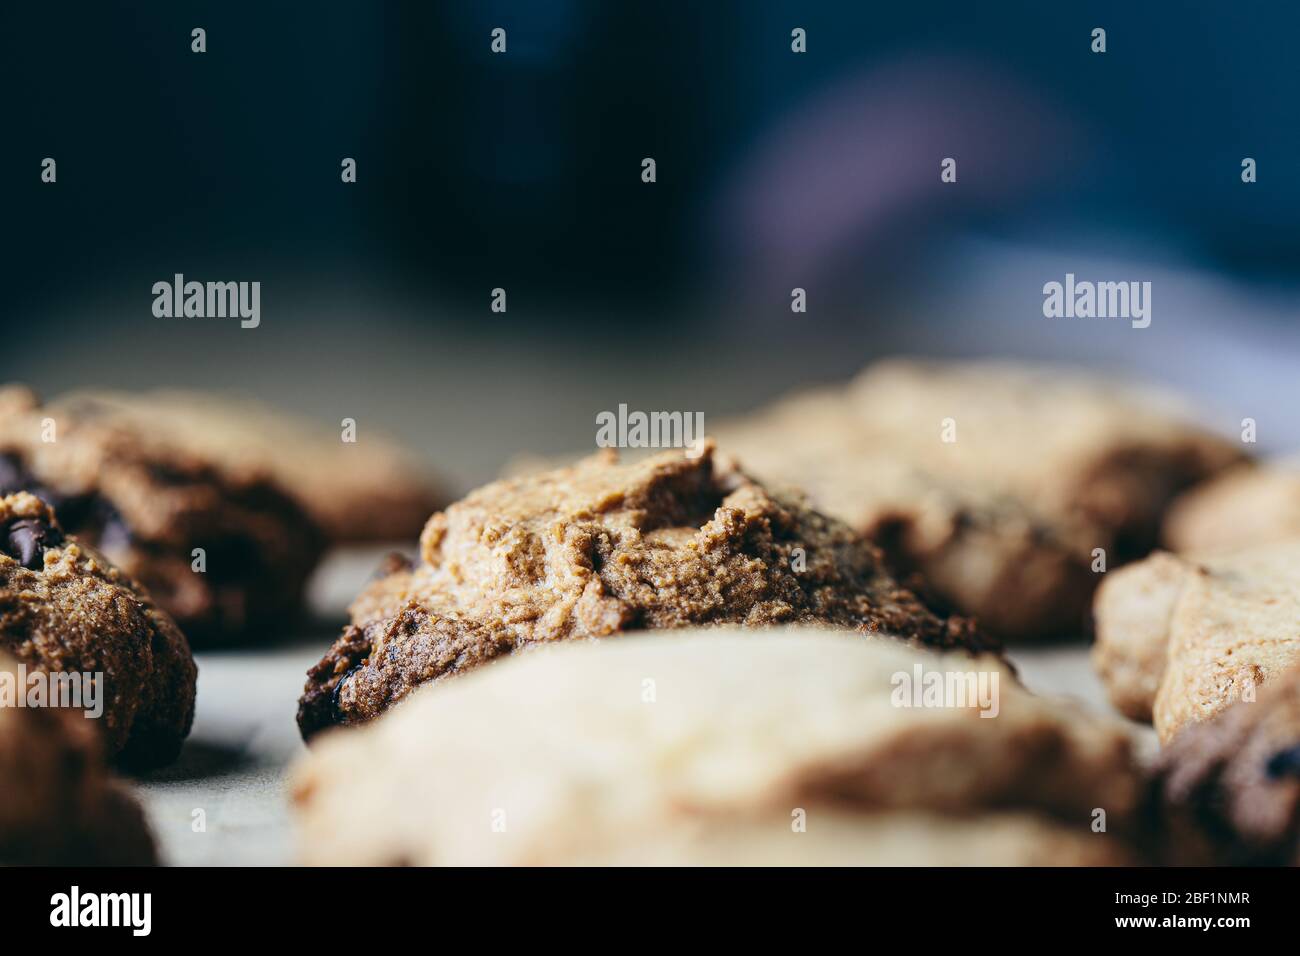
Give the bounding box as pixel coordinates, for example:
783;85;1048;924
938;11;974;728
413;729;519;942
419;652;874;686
0;493;195;769
297;443;990;738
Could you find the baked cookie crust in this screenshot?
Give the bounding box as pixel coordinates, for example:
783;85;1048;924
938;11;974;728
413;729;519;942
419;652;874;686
1092;540;1300;742
0;492;196;769
297;443;991;738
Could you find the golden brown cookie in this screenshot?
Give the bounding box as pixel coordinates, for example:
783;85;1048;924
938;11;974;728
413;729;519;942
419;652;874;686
0;653;156;864
0;387;327;645
1092;540;1300;742
0;492;196;769
1153;664;1300;865
717;359;1243;642
72;389;445;544
291;630;1140;865
1164;460;1300;553
1091;551;1188;722
297;443;991;738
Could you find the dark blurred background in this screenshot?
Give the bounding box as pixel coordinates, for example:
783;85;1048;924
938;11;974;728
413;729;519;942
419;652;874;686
5;1;1299;487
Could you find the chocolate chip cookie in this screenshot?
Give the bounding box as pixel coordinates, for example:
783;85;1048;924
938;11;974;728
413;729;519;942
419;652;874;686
1092;540;1300;741
0;653;156;865
0;492;196;769
716;359;1243;642
1153;664;1300;865
77;389;444;544
0;386;327;645
291;630;1141;865
297;443;990;738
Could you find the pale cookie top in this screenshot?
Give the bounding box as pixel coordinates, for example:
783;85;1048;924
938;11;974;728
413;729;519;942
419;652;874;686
1155;539;1300;742
716;385;1079;553
291;630;1140;866
1092;551;1189;722
847;360;1227;487
720;358;1240;547
1164;460;1300;554
1095;539;1300;741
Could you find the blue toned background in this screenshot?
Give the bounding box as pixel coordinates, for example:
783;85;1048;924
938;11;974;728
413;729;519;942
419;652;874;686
5;1;1298;486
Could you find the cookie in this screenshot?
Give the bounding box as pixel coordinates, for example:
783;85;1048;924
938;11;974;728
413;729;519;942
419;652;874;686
1091;540;1300;741
1164;461;1300;553
1153;664;1300;865
1090;552;1186;722
73;389;444;544
297;443;991;738
581;812;1135;867
1;650;156;864
290;630;1140;865
0;386;327;644
716;359;1242;642
0;492;196;769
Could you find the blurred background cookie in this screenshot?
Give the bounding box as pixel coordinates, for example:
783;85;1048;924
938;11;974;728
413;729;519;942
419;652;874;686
1164;459;1300;554
719;358;1243;642
0;492;196;769
291;630;1141;865
0;653;156;864
297;443;992;738
0;387;329;645
82;389;446;545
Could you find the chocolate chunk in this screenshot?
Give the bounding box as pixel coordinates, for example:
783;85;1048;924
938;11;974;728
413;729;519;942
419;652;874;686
4;517;64;570
0;454;133;552
1266;743;1300;779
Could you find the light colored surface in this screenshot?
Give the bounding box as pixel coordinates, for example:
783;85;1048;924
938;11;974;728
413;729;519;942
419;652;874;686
135;640;322;866
131;548;1156;866
134;546;380;867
